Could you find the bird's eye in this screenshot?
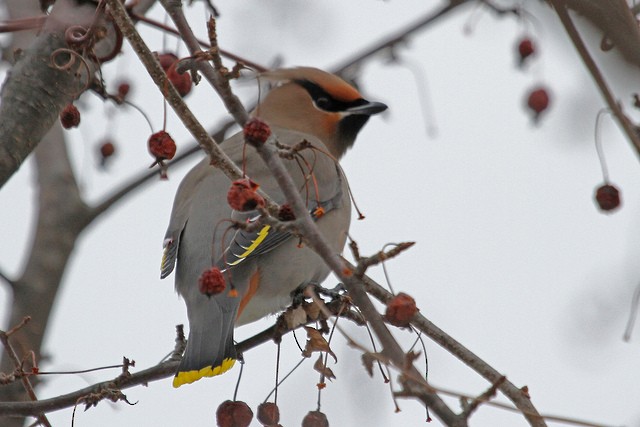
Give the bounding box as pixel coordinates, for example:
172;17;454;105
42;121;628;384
315;97;332;110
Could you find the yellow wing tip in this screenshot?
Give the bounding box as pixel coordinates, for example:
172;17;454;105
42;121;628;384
172;358;236;388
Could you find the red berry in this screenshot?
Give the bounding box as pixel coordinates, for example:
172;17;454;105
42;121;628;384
167;61;192;97
157;52;178;71
595;184;621;212
385;292;418;327
517;38;535;63
302;410;329;427
216;400;253;427
243;117;272;146
60;104;80;129
257;402;280;426
100;141;115;158
198;267;226;297
117;82;130;99
526;87;550;120
148;131;176;162
227;178;265;211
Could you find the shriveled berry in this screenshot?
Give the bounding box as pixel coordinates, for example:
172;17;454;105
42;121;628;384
385;292;418;327
243;117;271;146
198;267;226;296
216;400;253;427
302;410;329;427
595;184;621;212
60;104;80;129
257;402;280;426
278;204;295;221
167;61;192;97
517;38;535;64
148;131;176;162
526;87;550;121
227;178;265;211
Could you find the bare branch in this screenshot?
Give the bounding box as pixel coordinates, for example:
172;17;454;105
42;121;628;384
0;0;96;188
565;0;640;68
0;301;356;418
131;11;268;72
460;376;505;418
159;0;250;125
549;0;640;159
106;0;245;182
0;318;50;426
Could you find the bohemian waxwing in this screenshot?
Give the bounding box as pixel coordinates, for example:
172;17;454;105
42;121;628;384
161;67;387;387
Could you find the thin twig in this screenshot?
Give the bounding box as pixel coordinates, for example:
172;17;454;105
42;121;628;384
594;109;613;183
0;301;354;418
353;242;416;277
461;376;506;418
131;11;267;72
159;0;249;125
106;0;244;182
623;280;640;341
396;382;617;427
0;318;51;427
549;0;640;158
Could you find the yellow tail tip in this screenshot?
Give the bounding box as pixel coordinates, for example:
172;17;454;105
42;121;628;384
172;358;236;388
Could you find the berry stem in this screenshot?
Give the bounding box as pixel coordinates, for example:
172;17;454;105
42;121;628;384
594;109;611;183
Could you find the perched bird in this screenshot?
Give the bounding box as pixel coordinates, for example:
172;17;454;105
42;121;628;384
161;67;387;387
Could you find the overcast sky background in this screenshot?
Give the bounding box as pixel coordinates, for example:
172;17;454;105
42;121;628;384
2;0;640;426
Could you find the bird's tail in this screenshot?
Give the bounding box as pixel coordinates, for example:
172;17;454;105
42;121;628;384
173;302;237;388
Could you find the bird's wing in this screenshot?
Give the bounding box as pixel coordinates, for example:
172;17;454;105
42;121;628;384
161;128;346;277
161;155;212;279
217;127;346;270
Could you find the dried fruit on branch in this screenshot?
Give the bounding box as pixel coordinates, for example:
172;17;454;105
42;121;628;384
257;402;280;426
60;104;80;129
117;81;131;99
526;87;550;122
302;410;329;427
517;38;535;65
199;267;226;296
243;117;271;146
148;131;176;162
385;292;418;327
158;52;178;71
227;178;265;211
167;61;192;97
216;400;253;427
594;184;621;212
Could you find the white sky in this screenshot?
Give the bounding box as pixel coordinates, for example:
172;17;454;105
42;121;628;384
2;1;640;426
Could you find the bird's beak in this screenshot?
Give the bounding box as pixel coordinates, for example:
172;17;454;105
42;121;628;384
346;101;388;116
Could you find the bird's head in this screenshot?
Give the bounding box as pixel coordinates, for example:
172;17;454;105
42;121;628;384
253;67;387;159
